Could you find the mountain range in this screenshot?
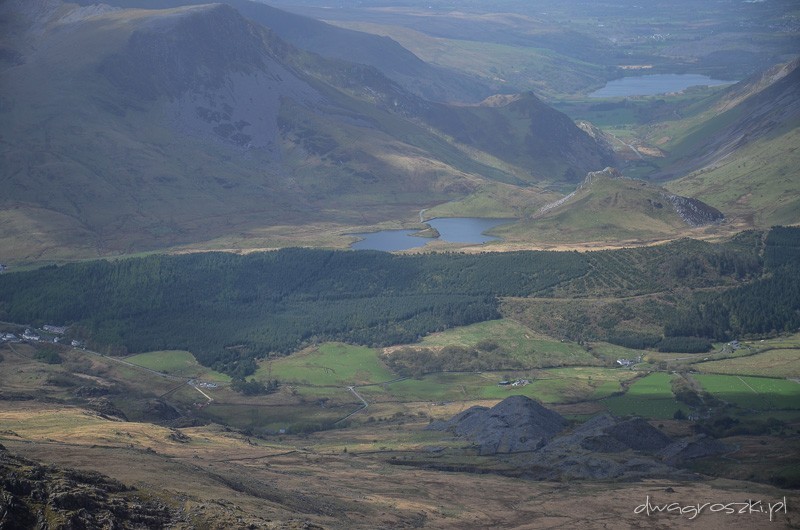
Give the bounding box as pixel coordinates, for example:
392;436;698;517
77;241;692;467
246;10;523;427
0;0;797;263
0;0;614;261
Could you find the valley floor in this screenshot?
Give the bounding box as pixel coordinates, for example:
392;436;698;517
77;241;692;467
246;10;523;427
1;407;797;529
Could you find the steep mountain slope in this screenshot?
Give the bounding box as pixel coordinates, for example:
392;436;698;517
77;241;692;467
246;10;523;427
0;0;614;262
494;167;723;244
429;93;616;183
74;0;495;104
656;58;800;226
73;0;614;183
656;58;800;180
0;1;458;258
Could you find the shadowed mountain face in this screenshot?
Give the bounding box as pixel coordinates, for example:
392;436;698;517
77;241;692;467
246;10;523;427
72;0;495;104
439;93;616;183
0;0;613;260
97;4;321;152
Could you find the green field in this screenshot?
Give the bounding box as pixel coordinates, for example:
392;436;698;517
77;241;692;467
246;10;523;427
258;343;396;387
356;366;638;404
201;402;351;433
358;372;492;403
695;348;800;379
603;372;688;419
123;350;231;382
479;368;635;403
693;374;800;410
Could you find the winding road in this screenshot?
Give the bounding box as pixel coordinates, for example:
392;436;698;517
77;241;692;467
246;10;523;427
336;386;369;424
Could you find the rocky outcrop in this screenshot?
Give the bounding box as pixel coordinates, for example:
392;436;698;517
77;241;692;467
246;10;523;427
86;397;129;421
0;445;177;529
663;194;724;226
659;435;732;466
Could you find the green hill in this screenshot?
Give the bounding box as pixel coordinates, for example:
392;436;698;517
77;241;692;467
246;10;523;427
496;168;723;244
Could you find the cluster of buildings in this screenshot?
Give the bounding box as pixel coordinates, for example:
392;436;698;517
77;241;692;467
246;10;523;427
616;355;643;367
0;325;84;348
498;379;531;387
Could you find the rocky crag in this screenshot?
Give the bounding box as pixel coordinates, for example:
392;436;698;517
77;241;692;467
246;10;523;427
0;444;176;529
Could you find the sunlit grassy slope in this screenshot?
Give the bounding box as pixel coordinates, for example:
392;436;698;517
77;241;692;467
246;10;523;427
494;169;722;245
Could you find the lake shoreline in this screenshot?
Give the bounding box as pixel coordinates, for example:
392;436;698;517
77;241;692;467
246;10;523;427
589;73;735;98
350;217;515;252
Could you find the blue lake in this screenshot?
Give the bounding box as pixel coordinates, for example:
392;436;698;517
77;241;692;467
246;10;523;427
589;74;734;98
350;217;513;252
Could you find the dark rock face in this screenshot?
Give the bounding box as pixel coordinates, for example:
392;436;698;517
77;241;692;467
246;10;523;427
99;4;268;101
0;446;176;529
428;395;568;455
86;397;129;421
664;194;725;226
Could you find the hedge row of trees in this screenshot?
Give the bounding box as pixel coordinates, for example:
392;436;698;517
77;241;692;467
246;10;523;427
604;331;711;353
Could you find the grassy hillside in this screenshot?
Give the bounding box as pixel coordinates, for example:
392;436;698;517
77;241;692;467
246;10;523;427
323;20;611;98
493;167;724;245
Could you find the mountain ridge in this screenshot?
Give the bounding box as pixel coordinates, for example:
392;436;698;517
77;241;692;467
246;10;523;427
536;167;723;227
0;0;615;262
72;0;496;103
660;57;800;227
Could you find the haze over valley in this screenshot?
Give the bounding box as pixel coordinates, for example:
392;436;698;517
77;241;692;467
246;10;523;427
0;0;798;528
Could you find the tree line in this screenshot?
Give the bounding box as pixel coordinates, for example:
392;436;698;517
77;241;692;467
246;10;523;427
0;248;588;376
0;227;793;375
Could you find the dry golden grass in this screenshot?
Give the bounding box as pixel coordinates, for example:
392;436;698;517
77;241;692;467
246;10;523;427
2;339;798;528
4;419;797;530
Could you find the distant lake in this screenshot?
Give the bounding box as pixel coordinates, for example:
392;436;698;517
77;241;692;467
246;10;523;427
589;74;734;98
350;217;512;252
